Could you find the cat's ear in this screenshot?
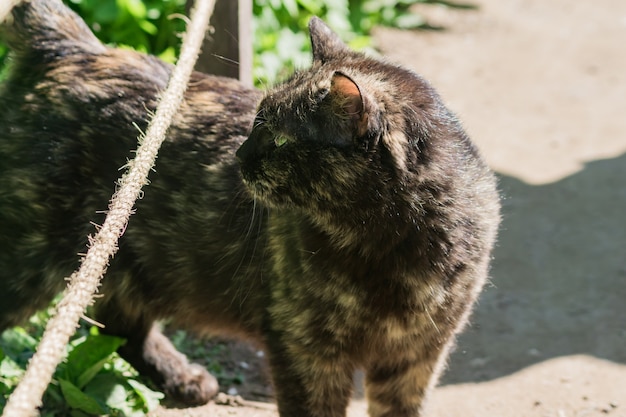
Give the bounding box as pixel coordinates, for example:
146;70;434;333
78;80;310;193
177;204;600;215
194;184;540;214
330;73;370;138
309;17;349;64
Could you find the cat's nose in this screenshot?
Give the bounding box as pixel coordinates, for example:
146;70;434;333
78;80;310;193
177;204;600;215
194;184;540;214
236;137;255;164
237;128;272;164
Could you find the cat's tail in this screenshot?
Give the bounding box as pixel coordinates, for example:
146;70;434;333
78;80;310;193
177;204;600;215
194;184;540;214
1;0;105;64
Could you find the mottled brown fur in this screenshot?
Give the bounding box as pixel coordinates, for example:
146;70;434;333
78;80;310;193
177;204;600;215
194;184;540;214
0;0;500;415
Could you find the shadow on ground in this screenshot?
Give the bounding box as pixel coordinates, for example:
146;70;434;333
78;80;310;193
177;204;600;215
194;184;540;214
442;152;626;385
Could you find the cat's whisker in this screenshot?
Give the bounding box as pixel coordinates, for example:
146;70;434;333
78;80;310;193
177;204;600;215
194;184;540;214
218;187;247;226
210;53;240;67
255;77;268;91
425;308;440;334
237;204;268;309
244;196;258;239
228;192;263;271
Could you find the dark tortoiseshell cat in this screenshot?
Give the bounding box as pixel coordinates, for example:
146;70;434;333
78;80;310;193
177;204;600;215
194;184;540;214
0;0;500;415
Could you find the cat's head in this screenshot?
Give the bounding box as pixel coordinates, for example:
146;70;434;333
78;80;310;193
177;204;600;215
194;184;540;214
237;18;454;224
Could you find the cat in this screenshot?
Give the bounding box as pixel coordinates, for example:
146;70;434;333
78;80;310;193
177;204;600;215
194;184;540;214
0;0;500;416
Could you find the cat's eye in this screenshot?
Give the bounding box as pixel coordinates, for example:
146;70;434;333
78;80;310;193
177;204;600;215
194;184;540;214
274;135;288;148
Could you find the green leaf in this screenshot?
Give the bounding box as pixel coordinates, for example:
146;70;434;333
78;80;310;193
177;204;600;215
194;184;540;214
76;357;110;389
121;0;147;19
347;35;372;50
296;0;321;15
0;355;25;380
59;378;107;415
138;19;158;35
1;328;38;352
0;328;37;367
83;372;129;408
92;0;119;23
65;331;125;388
69;410;91;417
158;46;177;64
127;379;164;411
42;382;65;409
83;372;162;416
281;0;299;17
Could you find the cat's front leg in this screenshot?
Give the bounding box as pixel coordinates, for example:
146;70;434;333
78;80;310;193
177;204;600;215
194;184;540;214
365;348;448;417
94;297;218;406
266;331;355;417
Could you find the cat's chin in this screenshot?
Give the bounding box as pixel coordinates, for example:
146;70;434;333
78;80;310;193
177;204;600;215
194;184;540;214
240;180;287;210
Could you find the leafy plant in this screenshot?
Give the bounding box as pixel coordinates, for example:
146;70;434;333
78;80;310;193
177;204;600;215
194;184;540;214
65;0;187;63
0;0;473;83
252;0;433;84
0;308;163;416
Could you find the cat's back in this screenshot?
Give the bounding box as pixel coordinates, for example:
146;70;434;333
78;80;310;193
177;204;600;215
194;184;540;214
0;0;261;211
0;0;262;324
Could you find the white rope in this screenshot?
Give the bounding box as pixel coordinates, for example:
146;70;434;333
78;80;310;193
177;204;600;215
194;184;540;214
1;0;216;415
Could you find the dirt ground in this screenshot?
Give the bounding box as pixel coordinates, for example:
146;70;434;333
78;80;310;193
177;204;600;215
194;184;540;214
153;0;626;415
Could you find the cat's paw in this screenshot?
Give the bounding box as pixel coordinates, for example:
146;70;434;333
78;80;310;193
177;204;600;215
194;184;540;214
163;363;219;406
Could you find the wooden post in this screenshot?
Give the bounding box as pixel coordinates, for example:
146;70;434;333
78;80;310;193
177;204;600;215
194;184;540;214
189;0;253;86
